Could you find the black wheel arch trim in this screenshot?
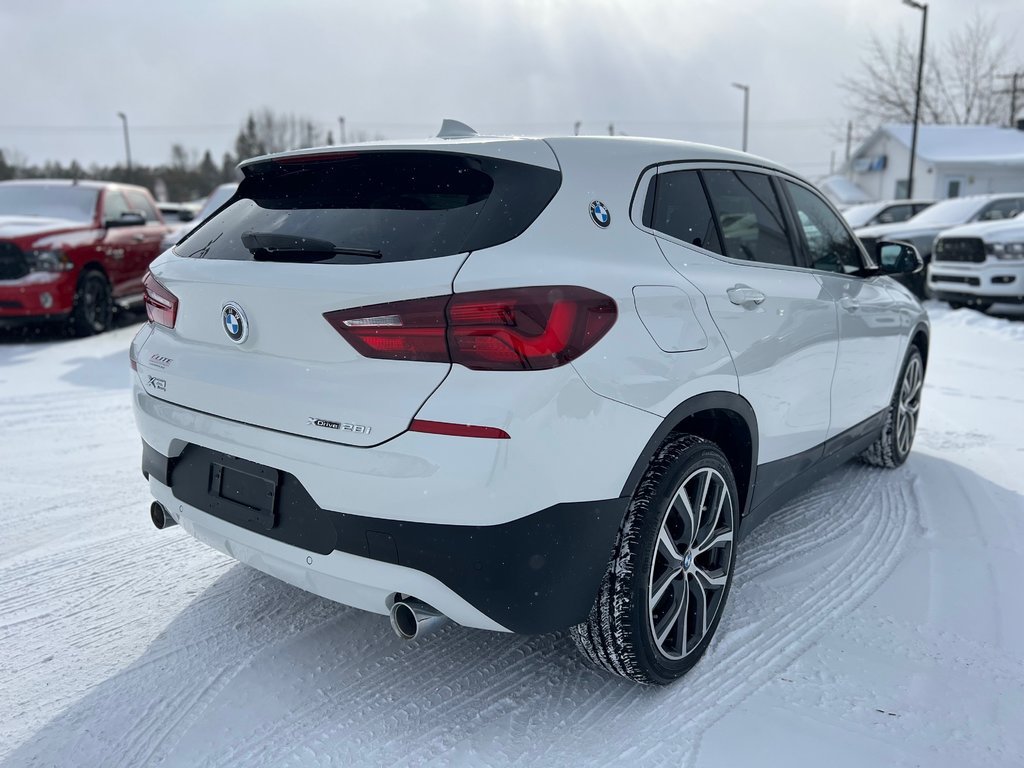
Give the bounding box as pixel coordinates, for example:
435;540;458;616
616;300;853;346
619;391;759;520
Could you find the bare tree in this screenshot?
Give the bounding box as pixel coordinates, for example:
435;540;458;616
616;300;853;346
841;11;1016;127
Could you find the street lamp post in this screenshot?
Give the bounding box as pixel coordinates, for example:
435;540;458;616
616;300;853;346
903;0;928;199
116;112;132;179
731;83;750;152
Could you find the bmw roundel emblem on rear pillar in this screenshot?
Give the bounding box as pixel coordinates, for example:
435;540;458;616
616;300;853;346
589;200;611;228
222;302;248;344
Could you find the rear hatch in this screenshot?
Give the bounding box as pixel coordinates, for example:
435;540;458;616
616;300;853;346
142;143;560;446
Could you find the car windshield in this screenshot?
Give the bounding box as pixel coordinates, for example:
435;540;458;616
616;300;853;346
842;203;884;228
904;197;985;226
0;184;98;222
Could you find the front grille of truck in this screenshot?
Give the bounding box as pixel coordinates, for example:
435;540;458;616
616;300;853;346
934;237;985;263
0;242;29;280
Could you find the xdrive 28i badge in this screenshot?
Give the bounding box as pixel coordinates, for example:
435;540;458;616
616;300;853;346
589;200;611;228
222;302;248;344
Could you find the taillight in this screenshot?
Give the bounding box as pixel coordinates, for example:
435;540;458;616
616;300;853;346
324;286;616;371
143;271;178;329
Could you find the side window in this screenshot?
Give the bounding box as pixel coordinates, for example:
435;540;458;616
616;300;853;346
784;181;864;275
102;191;130;223
977;198;1024;222
876;204;912;224
702;170;796;266
646;170;722;254
126;190;160;222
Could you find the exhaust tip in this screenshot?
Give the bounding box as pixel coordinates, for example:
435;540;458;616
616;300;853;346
150;501;177;530
390;602;419;640
389;597;448;641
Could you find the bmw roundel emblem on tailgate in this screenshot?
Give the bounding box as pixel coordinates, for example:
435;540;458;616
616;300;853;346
589;200;611;228
222;302;248;343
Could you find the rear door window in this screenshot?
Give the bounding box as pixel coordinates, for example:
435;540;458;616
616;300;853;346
175;151;561;264
644;170;723;255
701;170;796;267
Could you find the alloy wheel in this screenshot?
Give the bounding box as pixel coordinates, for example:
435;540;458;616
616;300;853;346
896;354;923;458
647;467;735;660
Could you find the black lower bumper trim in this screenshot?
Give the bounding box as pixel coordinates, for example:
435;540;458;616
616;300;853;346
144;442;627;634
930;289;1024;305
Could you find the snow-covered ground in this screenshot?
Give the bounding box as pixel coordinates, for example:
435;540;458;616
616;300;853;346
2;305;1022;767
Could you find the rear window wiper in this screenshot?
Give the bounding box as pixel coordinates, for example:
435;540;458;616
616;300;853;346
241;231;383;261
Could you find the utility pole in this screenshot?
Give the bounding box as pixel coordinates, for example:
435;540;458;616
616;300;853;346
116;112;132;180
902;0;927;199
996;72;1024;126
338;116;346;144
731;83;750;152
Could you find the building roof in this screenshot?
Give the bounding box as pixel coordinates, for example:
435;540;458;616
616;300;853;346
864;124;1024;165
817;174;873;206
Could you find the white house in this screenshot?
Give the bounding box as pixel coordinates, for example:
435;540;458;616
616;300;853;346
845;123;1024;202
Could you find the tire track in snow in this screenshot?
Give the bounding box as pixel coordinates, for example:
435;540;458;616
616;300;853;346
161;462;918;768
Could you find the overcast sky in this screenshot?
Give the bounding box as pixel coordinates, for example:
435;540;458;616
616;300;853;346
1;0;1021;181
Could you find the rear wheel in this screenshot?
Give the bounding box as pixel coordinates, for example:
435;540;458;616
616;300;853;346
861;346;924;468
570;435;738;684
69;270;113;336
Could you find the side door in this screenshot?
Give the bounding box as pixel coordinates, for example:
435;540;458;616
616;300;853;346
97;189;134;294
124;189;168;297
647;166;839;477
779;179;905;441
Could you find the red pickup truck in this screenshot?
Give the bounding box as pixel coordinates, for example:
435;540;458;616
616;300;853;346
0;179;169;335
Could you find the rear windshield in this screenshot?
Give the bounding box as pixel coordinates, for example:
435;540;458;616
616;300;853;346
0;185;99;222
175;151;561;264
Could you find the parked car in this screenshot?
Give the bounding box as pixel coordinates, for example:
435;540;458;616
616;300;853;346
842;199;934;229
132;131;928;684
159;182;238;252
156;201;200;223
928;211;1024;310
0;179;170;334
855;193;1024;298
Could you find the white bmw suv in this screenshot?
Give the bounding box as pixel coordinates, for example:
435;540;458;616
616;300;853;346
132;127;929;684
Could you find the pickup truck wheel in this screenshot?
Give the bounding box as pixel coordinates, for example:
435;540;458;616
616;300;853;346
570;434;738;684
70;270;113;336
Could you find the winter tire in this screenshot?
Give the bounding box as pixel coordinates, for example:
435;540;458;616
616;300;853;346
570;434;738;684
861;346;924;468
70;270;113;337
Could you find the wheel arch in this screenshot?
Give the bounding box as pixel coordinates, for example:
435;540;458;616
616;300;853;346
910;321;929;369
78;260;109;280
620;392;758;518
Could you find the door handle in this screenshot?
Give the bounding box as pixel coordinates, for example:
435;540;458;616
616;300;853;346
727;286;766;306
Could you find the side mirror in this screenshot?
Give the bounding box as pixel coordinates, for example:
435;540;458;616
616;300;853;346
105;211;146;228
177;210;195;222
876;240;923;275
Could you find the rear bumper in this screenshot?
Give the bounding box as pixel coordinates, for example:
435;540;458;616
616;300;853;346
133;371;656;632
145;442;626;633
0;272;76;317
